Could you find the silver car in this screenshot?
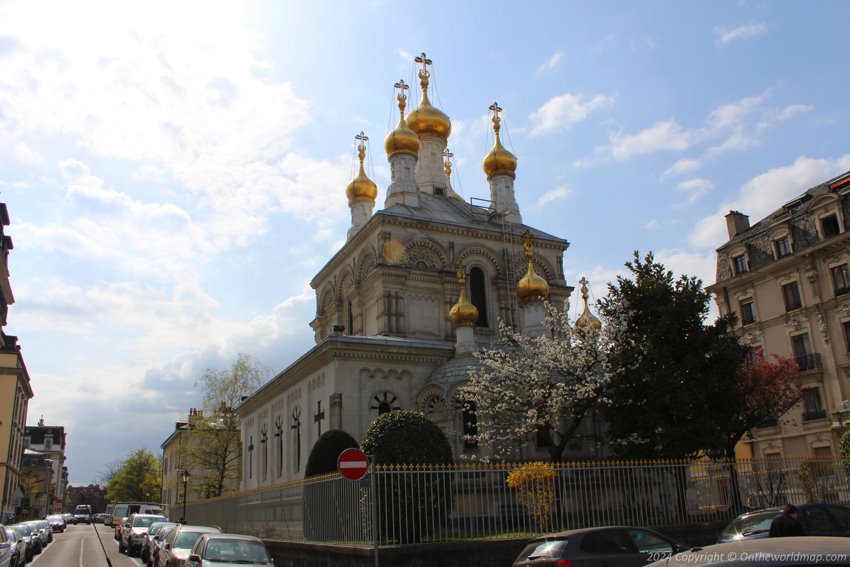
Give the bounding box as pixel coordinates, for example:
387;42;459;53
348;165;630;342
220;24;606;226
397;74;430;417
187;533;273;566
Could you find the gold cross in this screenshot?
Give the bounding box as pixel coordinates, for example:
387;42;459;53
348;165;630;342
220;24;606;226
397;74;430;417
415;52;432;79
355;131;369;149
443;148;453;164
489;102;502;120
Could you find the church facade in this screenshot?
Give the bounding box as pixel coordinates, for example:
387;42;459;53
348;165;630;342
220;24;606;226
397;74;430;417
236;54;582;489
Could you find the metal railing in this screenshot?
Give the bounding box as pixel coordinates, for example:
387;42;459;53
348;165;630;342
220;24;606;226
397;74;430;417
180;458;850;545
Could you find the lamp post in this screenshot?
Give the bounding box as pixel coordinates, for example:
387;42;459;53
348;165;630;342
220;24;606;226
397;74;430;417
181;469;190;523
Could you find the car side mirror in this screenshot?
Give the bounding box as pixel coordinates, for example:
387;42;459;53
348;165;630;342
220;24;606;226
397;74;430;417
165;543;171;549
189;554;201;563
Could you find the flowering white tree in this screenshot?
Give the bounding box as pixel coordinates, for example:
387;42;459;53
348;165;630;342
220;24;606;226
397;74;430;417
461;302;624;462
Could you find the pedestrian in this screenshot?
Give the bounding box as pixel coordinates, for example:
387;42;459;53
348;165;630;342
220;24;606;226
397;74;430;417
768;504;805;537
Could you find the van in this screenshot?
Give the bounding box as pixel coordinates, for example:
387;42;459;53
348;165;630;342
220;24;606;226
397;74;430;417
104;502;163;527
74;504;93;524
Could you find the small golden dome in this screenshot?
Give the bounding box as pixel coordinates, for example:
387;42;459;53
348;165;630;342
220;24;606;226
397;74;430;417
406;55;451;142
449;263;479;327
346;134;378;203
516;231;549;303
575;277;602;332
385;80;421;158
483;102;517;178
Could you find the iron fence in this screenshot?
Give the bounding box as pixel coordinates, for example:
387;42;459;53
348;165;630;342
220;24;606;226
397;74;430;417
178;457;850;545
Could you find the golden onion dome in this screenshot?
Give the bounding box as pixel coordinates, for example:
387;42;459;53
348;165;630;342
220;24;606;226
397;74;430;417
516;231;549;303
406;56;451;141
483;102;517;178
385;80;421;158
575;277;602;332
346;134;378;203
449;263;479;327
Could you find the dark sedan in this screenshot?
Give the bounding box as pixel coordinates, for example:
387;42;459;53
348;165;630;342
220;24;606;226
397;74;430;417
513;526;690;567
717;503;850;542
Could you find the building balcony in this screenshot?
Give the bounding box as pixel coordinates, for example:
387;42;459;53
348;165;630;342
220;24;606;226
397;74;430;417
796;353;822;372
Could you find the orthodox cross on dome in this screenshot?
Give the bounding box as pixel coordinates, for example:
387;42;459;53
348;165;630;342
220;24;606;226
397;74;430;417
394;79;409;101
489;101;503;133
456;262;467;285
314;400;325;436
355;131;368;162
443;148;453;176
415;52;432;80
579;276;589;300
523;230;534;260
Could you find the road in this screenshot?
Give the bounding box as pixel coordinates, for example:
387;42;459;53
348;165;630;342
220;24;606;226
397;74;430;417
28;523;144;567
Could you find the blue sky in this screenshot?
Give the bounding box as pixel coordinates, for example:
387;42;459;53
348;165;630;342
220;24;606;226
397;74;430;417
1;0;848;484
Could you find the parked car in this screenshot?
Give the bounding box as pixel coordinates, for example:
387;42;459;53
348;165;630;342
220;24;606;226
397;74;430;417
158;525;222;567
3;526;24;567
648;536;850;566
717;503;850;542
23;521;49;547
11;524;40;558
0;524;16;567
513;526;690;567
62;512;76;525
141;522;177;566
149;525;178;567
119;513;168;556
187;533;274;566
46;514;66;532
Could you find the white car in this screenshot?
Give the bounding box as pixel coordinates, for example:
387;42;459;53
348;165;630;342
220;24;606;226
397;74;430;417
187;533;274;566
119;513;168;556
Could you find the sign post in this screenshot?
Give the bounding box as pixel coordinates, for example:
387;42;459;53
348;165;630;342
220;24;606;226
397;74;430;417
337;448;377;567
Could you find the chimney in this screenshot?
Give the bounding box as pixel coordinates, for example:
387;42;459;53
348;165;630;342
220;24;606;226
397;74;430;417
725;211;750;239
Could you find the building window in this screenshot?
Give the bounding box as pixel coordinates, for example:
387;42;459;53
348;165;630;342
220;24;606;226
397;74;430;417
792;333;820;371
747;346;765;365
370;392;401;415
802;388;826;421
782;281;802;311
844;321;850;352
821;214;841;238
832;264;850;297
813;446;832;458
23;436;30;448
469;267;489;327
739;298;756;325
733;254;748;275
44;436;53;450
774;236;793;258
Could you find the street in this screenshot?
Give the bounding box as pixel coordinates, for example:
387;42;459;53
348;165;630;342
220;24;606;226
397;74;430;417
28;523;143;567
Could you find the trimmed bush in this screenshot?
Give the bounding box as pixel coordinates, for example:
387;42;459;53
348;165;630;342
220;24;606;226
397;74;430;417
305;429;359;477
361;410;453;544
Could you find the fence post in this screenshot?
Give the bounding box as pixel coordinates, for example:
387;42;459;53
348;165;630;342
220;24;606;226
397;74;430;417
370;456;379;567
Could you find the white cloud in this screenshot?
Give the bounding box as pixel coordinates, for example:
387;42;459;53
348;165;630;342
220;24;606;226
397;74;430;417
528;186;571;210
674;178;714;207
646;219;661;230
537;52;564;74
662;158;702;180
689;154;850;249
777;104;813;121
714;23;767;45
529;92;613;137
13;142;43;164
608;120;697;160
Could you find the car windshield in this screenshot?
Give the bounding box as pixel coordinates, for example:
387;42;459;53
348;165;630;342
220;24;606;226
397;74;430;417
720;511;778;538
47;515;63;521
174;531;206;549
205;539;271;563
134;516;164;527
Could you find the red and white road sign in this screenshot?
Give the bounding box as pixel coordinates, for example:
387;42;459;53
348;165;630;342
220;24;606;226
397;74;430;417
337;448;369;481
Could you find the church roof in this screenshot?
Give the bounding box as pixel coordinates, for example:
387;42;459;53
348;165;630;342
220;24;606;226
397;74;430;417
379;191;568;246
424;355;487;391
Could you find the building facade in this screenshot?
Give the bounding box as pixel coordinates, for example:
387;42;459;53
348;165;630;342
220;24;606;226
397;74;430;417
23;420;68;515
707;170;850;459
236;54;605;491
0;202;33;522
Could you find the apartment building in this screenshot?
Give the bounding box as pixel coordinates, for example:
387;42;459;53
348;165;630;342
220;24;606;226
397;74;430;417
707;170;850;459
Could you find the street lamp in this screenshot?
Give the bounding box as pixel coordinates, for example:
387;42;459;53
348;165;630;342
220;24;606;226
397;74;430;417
181;469;190;523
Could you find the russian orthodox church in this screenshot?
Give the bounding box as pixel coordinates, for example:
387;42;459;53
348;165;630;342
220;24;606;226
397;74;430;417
237;54;600;489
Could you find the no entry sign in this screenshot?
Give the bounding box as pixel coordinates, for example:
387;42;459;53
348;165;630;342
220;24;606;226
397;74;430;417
337;448;369;481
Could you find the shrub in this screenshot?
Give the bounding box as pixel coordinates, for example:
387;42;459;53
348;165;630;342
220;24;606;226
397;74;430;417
361;410;453;543
507;462;557;531
305;429;360;477
797;458;832;503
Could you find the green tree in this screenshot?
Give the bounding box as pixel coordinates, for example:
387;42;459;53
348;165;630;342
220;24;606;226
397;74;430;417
599;251;749;459
187;353;270;498
105;449;161;503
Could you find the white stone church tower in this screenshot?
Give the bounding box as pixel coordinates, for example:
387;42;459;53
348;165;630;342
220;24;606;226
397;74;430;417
237;54;586;489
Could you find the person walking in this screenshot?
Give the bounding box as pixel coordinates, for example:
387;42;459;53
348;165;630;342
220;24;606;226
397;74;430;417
769;504;805;537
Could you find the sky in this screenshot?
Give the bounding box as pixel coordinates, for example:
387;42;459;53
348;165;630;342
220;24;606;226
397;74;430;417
1;0;848;485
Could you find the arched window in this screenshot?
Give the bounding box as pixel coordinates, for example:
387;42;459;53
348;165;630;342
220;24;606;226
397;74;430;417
469;267;489;327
